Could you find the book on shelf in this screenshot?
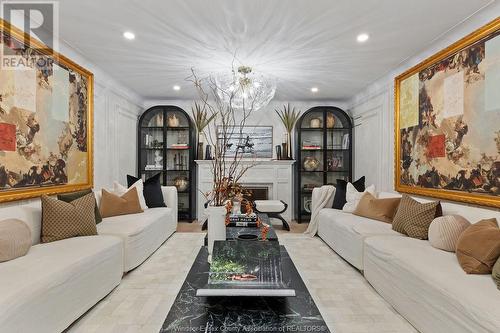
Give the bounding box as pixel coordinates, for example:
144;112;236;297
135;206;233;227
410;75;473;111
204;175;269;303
169;143;189;149
227;221;260;227
302;145;322;150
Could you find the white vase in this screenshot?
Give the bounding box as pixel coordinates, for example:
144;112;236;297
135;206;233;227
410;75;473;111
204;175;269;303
207;205;227;260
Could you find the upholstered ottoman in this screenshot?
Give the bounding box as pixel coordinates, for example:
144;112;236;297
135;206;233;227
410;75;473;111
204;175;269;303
253;200;290;231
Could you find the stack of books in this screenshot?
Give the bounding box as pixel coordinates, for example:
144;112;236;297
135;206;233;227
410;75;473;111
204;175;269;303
170;143;189;149
228;213;259;227
302;145;321;150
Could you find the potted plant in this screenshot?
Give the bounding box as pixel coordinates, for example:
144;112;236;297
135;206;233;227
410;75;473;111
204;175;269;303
191;102;216;159
275;103;300;159
189;66;259;259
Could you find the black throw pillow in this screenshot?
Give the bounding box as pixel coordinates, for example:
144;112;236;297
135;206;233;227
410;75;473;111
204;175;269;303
127;173;166;208
332;176;365;209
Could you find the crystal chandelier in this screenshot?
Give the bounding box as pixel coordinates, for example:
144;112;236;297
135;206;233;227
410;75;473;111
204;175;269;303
215;66;276;111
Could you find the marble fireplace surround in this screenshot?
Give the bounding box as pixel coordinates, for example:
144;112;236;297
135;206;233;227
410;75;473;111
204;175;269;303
195;160;295;222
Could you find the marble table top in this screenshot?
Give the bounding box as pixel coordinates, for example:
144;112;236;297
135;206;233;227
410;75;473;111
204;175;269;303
160;246;330;333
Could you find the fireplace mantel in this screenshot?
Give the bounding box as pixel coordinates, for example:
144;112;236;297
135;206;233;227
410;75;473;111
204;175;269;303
195;160;295;222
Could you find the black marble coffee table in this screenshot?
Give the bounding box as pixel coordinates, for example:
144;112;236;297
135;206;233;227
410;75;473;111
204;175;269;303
160;246;330;333
196;240;295;297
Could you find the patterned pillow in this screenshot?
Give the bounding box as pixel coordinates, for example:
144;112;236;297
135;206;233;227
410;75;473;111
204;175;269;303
58;189;102;224
41;193;97;243
392;194;442;239
428;215;470;252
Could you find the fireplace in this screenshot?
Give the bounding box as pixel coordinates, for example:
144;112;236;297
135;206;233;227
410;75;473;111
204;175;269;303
242;186;269;201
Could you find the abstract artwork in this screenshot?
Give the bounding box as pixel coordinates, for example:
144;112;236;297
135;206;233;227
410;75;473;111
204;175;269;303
217;126;273;159
395;18;500;208
0;20;93;202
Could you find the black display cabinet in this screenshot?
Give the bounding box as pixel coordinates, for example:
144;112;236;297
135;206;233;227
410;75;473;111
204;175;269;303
295;106;352;223
137;105;195;221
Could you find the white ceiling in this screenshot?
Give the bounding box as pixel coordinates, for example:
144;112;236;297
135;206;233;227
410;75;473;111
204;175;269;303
57;0;493;101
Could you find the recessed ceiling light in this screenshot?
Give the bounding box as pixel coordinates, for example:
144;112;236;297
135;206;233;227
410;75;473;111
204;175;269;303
123;31;135;40
357;33;369;43
173;85;181;91
311;87;319;93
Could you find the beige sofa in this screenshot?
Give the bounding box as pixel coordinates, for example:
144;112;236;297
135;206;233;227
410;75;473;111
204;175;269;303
0;186;177;333
318;191;500;333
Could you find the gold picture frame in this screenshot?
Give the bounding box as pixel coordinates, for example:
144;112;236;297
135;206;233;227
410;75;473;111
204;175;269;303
394;17;500;208
0;19;93;202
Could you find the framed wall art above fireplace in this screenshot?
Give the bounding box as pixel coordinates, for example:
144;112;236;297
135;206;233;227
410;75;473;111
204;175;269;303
0;19;94;202
395;18;500;208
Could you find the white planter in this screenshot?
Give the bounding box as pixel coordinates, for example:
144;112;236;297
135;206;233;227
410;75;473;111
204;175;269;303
207;205;227;260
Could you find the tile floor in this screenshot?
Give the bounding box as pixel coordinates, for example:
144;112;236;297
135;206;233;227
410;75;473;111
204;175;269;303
67;232;417;333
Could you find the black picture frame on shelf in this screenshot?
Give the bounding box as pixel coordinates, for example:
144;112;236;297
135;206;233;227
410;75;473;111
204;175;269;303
294;106;353;223
137;105;196;221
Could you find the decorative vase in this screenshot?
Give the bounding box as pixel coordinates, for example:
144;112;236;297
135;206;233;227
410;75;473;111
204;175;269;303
232;199;241;215
310;118;322;128
174;176;189;192
197;142;204;160
303;156;320;171
167;114;179;127
326;113;336;128
205;145;212;160
275;145;282;160
207;205;227;261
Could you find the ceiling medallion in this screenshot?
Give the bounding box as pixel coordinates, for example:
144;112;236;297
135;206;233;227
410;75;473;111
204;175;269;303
215;65;276;111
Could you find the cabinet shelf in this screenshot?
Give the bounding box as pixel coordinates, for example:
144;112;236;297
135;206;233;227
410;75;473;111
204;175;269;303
295;107;352;224
138;106;195;222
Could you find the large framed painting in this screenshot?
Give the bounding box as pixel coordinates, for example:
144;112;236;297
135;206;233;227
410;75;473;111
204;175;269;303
0;19;93;202
217;126;273;158
395;18;500;208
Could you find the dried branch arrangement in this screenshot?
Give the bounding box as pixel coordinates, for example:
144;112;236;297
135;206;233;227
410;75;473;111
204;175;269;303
188;66;259;206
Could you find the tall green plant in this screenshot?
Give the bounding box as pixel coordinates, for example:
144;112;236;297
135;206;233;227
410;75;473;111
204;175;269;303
275;103;300;158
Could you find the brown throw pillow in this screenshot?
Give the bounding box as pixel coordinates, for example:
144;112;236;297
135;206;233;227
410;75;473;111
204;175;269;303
99;187;143;218
493;257;500;290
58;189;102;224
0;219;32;262
353;193;401;223
456;218;500;274
41;193;97;243
392;194;441;239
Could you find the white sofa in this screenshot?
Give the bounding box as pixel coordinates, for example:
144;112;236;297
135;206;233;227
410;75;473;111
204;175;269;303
318;191;500;333
0;186;177;333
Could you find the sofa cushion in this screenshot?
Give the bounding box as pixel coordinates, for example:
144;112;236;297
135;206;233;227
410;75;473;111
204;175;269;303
342;183;375;213
100;188;143;218
392;194;441;239
97;207;175;271
317;208;402;270
113;179;148;210
127;173;166;208
353;192;401;223
41;194;97;243
332;176;364;209
58;189;102;224
428;215;470;252
0;219;31;262
456;218;500;274
0;235;123;333
363;236;500;333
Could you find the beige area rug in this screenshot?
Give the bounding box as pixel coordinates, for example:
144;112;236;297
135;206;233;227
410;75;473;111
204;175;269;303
67;232;416;333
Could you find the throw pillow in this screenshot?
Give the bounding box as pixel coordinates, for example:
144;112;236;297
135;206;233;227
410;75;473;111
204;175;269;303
127;173;166;208
428;215;470;252
0;219;32;262
113;179;147;210
342;183;375;213
332;176;365;209
41;193;97;243
99;187;144;218
456;218;500;274
353;192;401;223
492;257;500;290
391;194;441;239
58;189;102;224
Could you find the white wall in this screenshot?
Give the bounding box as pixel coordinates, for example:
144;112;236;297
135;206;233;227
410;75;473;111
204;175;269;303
143;99;349;160
347;2;500;194
0;25;144;208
